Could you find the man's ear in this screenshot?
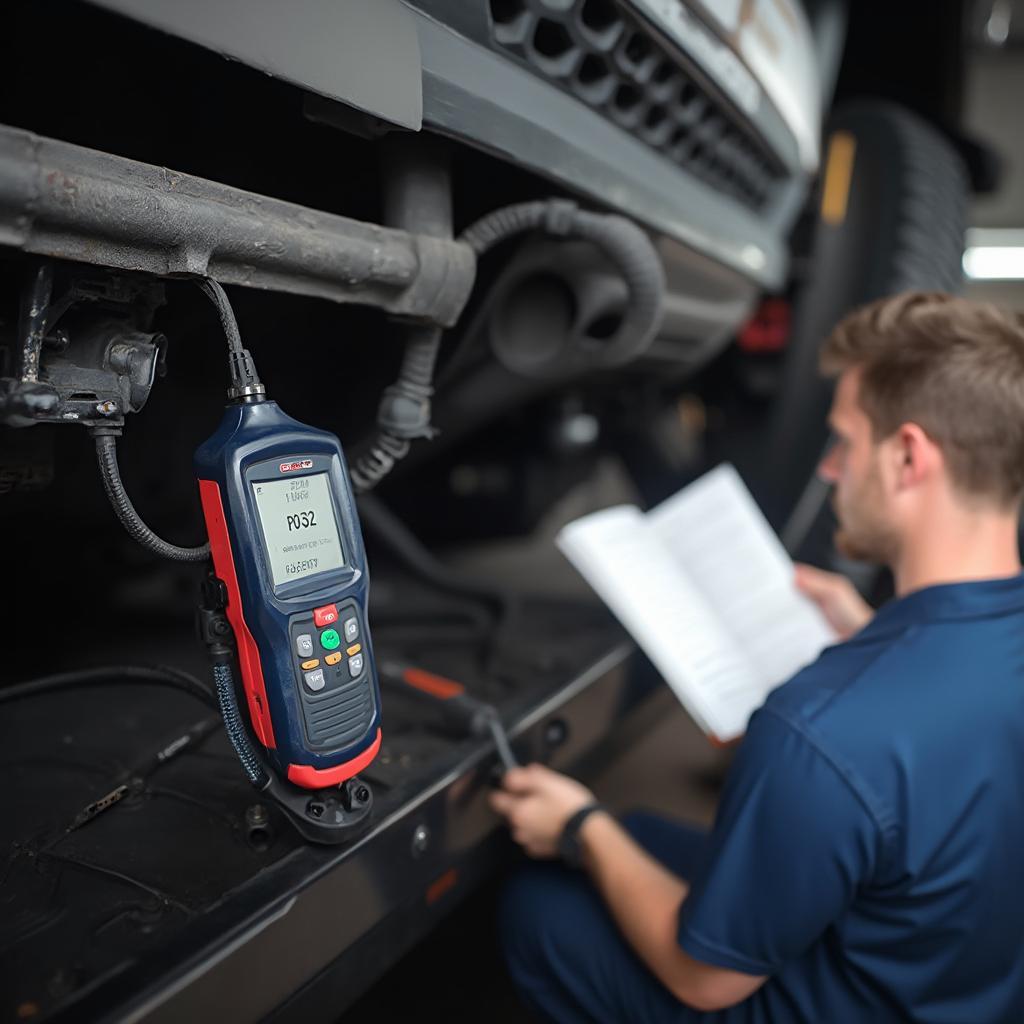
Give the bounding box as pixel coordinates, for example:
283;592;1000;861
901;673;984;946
894;422;939;490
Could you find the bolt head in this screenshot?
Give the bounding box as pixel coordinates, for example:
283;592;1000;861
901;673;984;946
246;803;269;827
411;823;430;856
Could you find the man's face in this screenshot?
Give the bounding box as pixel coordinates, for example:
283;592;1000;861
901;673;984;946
817;369;900;564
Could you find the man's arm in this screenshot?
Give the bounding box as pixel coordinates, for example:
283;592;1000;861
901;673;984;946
489;765;766;1012
579;809;767;1010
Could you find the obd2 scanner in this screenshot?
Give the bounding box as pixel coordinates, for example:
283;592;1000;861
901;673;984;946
195;400;382;793
87;279;380;842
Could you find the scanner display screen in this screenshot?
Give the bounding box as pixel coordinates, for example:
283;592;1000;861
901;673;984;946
252;473;345;586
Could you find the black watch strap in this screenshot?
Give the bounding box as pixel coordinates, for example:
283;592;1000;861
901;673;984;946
558;801;607;868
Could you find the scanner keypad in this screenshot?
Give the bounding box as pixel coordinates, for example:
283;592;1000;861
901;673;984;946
288;600;374;750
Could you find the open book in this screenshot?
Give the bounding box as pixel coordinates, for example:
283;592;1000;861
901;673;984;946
556;464;836;742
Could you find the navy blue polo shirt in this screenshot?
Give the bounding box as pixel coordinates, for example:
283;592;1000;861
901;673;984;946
677;574;1024;1023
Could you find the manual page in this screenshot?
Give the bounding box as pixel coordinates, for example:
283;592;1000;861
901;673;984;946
556;464;835;741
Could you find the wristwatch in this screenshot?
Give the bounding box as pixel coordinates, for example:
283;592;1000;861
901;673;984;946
558;801;607;868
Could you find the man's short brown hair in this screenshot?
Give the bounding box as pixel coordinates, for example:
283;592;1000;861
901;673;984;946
820;291;1024;508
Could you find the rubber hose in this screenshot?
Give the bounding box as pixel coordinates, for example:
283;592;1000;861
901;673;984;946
212;662;268;788
567;210;665;365
350;326;442;493
0;664;217;708
458;200;568;255
358;492;518;671
95;434;211;562
353;200;663;490
357;491;510;613
459;200;664;366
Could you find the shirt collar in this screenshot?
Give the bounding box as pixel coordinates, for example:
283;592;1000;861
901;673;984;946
851;572;1024;643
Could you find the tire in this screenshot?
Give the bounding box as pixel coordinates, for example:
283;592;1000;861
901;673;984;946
758;101;969;561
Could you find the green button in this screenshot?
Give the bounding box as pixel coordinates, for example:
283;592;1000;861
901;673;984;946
320;628;341;651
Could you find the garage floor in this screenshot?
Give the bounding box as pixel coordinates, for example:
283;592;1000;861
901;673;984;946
342;699;727;1022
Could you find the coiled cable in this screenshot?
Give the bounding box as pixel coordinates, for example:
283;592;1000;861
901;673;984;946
212;661;269;788
349;326;441;492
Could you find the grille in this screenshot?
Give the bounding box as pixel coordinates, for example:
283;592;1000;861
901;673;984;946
305;676;376;749
488;0;783;210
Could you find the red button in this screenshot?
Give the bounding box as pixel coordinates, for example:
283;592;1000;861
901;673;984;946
313;604;338;627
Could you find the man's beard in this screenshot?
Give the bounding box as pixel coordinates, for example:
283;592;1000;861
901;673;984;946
833;524;890;564
832;474;898;566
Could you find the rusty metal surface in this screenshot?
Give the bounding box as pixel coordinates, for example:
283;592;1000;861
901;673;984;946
0;125;476;327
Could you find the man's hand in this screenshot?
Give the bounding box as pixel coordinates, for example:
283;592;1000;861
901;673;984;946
489;763;596;859
794;563;873;640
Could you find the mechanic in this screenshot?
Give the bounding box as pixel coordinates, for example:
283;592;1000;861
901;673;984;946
490;291;1024;1023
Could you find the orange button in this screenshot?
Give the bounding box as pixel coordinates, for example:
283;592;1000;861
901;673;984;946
313;603;339;628
346;643;362;657
301;658;320;670
325;652;342;666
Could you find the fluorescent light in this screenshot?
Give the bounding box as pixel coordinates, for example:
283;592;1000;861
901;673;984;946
963;229;1024;280
963;247;1024;280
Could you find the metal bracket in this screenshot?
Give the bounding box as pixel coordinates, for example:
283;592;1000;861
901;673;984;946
1;264;167;429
